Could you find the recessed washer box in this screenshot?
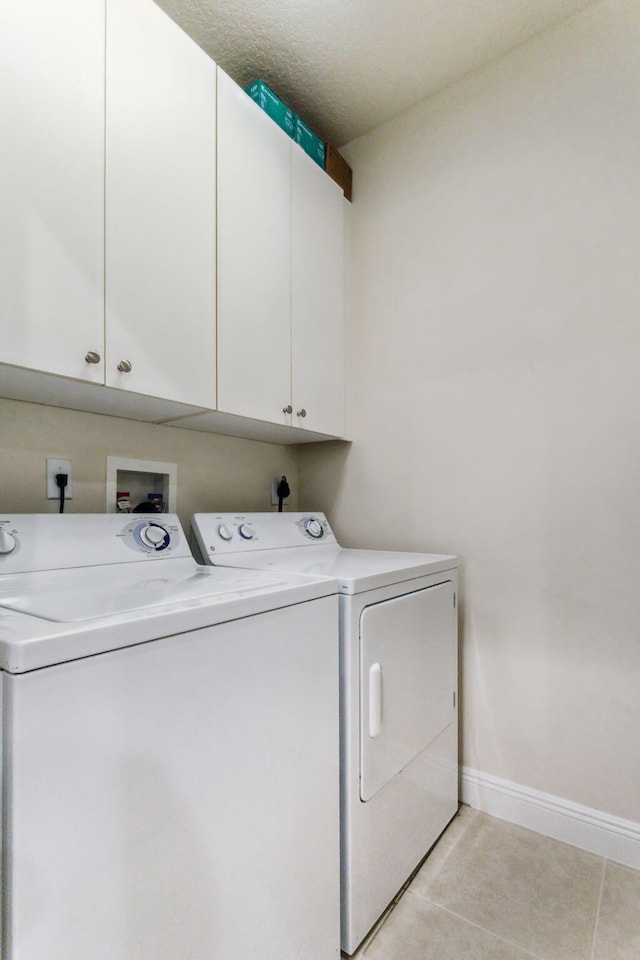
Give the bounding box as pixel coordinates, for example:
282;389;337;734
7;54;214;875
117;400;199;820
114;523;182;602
106;456;177;514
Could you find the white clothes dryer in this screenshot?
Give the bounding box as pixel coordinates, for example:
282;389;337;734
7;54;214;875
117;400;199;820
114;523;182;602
0;514;340;960
191;511;459;955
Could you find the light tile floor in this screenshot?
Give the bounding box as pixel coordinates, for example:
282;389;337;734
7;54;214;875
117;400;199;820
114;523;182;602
346;805;640;960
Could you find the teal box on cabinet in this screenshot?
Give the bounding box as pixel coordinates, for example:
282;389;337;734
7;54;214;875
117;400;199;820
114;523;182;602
245;79;294;137
293;115;325;167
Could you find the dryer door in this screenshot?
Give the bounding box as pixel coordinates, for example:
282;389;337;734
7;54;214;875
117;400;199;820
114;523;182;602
360;581;455;802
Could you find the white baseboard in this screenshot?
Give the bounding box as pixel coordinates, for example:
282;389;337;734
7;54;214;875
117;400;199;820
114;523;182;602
460;766;640;871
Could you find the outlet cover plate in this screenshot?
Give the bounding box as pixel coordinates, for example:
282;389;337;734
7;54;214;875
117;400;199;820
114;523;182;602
46;458;73;499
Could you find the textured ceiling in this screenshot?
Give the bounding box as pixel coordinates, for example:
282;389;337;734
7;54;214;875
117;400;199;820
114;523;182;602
154;0;597;147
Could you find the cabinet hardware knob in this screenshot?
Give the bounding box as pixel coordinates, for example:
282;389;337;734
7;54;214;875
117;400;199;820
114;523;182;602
297;408;307;418
85;350;101;364
117;360;133;373
282;404;293;414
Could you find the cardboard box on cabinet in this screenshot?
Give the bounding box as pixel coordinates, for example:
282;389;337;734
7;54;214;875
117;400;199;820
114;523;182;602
325;144;353;201
244;78;353;200
293;115;325;167
245;79;295;137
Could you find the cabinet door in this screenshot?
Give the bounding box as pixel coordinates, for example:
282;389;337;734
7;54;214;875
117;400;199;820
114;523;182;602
217;69;292;425
0;0;105;383
105;0;216;408
291;147;344;437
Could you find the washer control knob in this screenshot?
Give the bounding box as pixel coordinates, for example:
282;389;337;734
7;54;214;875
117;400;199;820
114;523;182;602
141;524;167;548
217;523;233;541
0;529;17;554
238;523;255;541
305;518;324;539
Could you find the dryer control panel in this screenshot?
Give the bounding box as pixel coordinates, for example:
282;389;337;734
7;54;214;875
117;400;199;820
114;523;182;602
192;512;338;558
298;516;330;540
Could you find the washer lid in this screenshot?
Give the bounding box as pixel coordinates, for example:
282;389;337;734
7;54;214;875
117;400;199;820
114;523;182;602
0;559;288;623
0;561;339;674
212;546;457;593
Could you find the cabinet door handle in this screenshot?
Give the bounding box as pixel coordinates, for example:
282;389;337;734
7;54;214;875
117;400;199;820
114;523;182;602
296;408;307;418
85;350;101;364
117;360;133;373
282;404;293;414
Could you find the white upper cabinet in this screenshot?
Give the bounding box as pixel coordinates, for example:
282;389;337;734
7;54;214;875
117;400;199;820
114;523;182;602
216;68;292;425
106;0;216;408
216;68;345;437
0;0;105;383
291;147;345;438
1;0;216;414
1;6;343;441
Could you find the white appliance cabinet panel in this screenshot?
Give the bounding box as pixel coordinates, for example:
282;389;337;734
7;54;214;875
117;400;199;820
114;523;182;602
106;0;217;408
291;147;345;437
216;69;293;426
0;0;105;383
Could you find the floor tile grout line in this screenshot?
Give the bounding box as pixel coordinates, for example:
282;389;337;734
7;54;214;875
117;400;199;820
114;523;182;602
403;888;550;960
355;805;636;960
589;857;608;960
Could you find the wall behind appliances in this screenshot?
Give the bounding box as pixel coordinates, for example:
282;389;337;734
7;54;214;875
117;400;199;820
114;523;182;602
298;0;640;825
0;398;299;530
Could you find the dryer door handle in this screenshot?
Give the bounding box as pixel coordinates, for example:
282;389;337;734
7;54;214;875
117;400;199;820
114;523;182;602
368;662;382;738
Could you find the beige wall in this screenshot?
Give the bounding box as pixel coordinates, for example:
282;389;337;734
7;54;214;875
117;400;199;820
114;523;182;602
299;0;640;821
0;398;299;530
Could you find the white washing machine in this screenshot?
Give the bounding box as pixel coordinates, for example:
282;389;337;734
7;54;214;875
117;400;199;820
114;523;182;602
0;513;340;960
191;511;459;955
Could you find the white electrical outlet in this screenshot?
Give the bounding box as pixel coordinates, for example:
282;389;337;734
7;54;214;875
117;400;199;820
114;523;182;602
46;458;73;500
271;477;290;506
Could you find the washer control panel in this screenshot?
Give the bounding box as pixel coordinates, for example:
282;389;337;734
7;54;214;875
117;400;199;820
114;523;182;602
192;512;338;557
0;515;190;574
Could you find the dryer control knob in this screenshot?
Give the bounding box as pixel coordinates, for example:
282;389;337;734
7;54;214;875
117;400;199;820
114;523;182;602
305;518;324;539
0;529;17;554
217;523;233;541
238;523;255;541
